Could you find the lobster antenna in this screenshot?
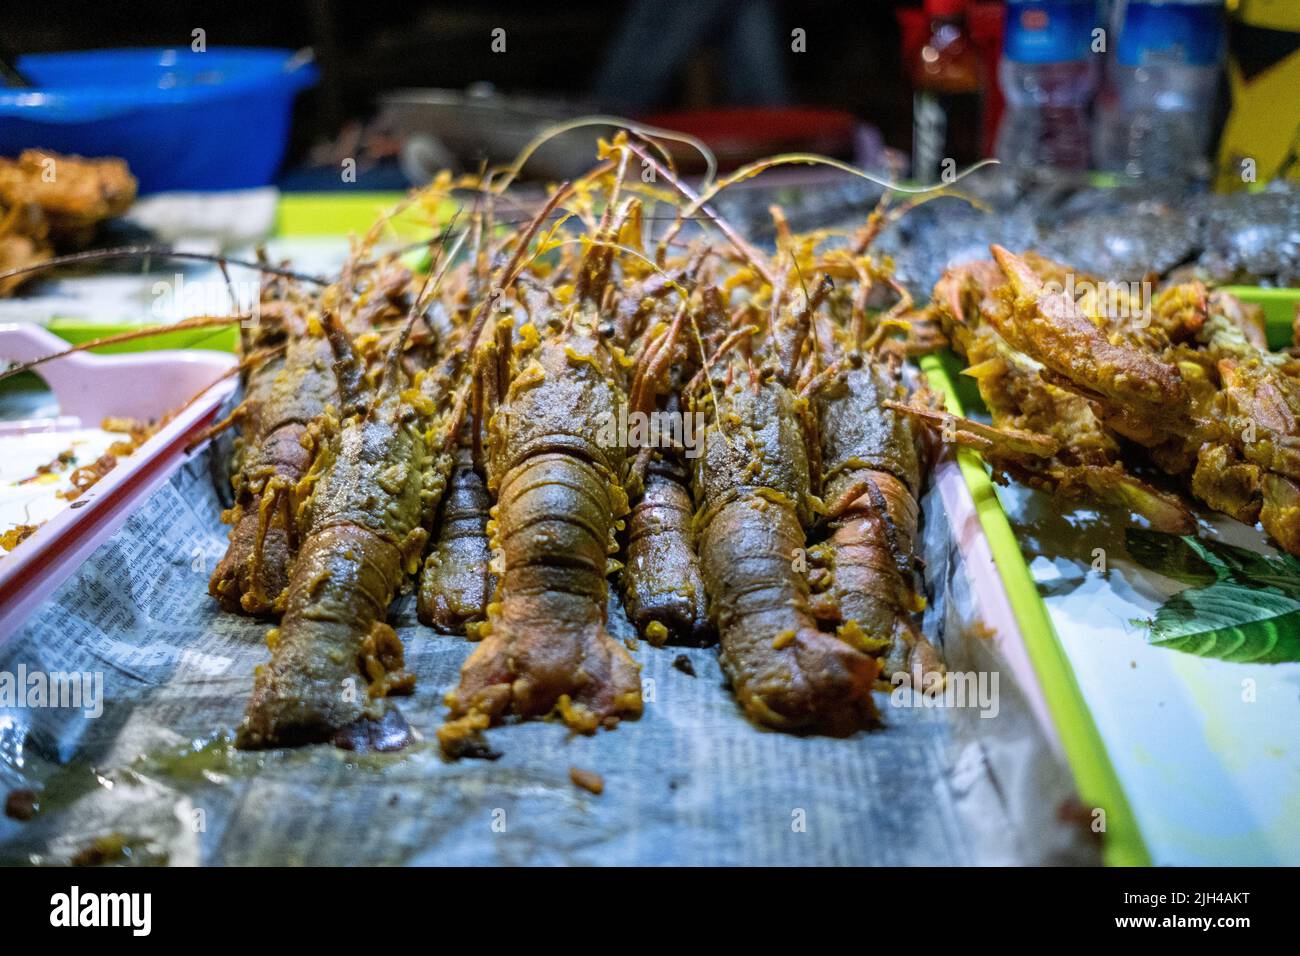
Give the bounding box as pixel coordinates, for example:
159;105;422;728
492;115;716;196
382;213;467;391
0;313;251;383
463;180;575;356
441;181;579;450
217;258;240;315
184;346;290;451
0;246;329;287
466;165;490;304
579;144;634;297
402;214;464;348
658;153;1000;253
622;140;775;287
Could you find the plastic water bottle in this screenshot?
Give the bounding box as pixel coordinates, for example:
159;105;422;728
996;1;1100;170
1094;0;1226;179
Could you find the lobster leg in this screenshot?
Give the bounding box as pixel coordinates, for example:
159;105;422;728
417;447;495;634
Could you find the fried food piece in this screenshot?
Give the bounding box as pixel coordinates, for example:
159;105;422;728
989;245;1188;417
569;766;604;795
970;247;1300;554
0;203;52;295
56;417;156;502
0;150;137;295
0;149;136;246
0;524;39;552
928;257;1195;532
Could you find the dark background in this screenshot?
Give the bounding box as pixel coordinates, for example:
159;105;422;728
0;0;919;162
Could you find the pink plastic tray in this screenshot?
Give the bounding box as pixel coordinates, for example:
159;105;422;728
0;323;237;640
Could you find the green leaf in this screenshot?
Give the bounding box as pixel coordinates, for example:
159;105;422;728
1126;529;1300;663
1189;538;1300;598
1145;584;1300;663
1124;528;1220;586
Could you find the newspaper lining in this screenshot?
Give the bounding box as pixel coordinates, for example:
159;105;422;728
0;448;1095;865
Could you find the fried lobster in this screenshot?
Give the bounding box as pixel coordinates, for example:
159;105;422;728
927;243;1300;556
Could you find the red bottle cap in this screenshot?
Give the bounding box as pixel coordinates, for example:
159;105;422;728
925;0;968;17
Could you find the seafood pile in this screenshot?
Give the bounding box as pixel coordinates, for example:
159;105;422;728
0;150;136;296
921;245;1300;557
48;136;947;757
12;130;1299;766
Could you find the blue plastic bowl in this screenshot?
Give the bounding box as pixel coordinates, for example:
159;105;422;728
0;48;318;193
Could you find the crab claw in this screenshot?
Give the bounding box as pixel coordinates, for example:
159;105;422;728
937;272;967;326
1218;358;1300;479
989;244;1044;299
988;245;1187;416
884;400;1060;459
1261;473;1300;557
933;259;1005;330
1098;471;1198;536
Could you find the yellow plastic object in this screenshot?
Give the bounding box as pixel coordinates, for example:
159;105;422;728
275;191;450;239
46;318;239;354
1215;0;1300;191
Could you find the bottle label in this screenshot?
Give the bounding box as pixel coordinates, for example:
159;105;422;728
1005;1;1097;64
1119;3;1225;68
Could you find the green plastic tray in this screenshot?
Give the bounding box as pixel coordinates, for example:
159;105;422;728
43;192;415;354
921;351;1149;866
921;285;1300;866
1222;285;1300;348
45;318;240;354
